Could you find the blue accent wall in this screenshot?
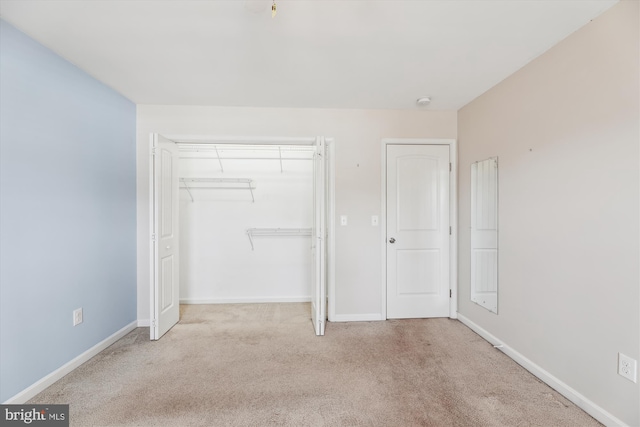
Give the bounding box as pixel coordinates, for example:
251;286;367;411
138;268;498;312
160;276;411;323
0;20;137;402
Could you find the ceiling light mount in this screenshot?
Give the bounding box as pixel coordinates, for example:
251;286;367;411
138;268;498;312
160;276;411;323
416;97;431;107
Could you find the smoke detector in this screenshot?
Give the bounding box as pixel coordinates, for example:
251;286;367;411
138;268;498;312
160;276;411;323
416;97;431;107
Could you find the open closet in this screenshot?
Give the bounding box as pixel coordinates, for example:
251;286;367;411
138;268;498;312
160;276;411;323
149;135;332;341
179;143;314;303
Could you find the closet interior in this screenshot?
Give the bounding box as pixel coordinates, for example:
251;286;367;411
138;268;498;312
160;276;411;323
177;143;315;304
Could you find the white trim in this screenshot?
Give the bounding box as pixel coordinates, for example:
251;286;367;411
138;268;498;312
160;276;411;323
149;134;157;340
180;297;311;304
3;321;137;404
327;138;337;323
165;135;317;146
449;140;458;319
137;319;150;327
331;313;384;322
457;314;628;427
380;138;458;320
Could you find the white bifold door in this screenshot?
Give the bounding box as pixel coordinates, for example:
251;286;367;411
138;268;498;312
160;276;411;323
311;136;327;336
386;144;450;319
150;134;180;340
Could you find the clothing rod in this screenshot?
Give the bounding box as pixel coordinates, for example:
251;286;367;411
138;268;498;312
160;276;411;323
247;228;311;234
178;145;315;150
179;156;313;161
172;136;317;145
180;186;256;190
180;178;253;183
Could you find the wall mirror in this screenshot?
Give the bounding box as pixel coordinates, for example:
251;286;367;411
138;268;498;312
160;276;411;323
470;157;498;314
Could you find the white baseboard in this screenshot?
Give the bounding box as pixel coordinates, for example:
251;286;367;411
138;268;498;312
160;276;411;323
137;319;150;327
457;314;627;427
3;320;138;404
180;296;311;304
330;313;383;322
330;313;457;322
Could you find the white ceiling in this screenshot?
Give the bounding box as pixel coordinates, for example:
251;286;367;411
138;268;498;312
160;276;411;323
0;0;617;110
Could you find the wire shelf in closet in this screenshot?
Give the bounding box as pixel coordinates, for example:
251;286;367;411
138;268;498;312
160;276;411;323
246;228;312;251
179;144;315;173
180;178;255;202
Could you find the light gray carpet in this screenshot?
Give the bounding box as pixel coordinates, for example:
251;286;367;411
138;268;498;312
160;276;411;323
29;303;601;426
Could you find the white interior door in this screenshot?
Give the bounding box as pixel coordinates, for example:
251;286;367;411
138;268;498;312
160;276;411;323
311;136;326;335
386;144;450;319
471;158;498;313
150;134;180;340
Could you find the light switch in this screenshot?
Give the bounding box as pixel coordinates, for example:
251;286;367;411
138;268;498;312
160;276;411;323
340;215;348;226
371;215;379;226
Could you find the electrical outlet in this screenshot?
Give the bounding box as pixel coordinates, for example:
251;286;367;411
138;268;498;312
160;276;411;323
340;215;348;226
618;353;637;383
73;308;83;326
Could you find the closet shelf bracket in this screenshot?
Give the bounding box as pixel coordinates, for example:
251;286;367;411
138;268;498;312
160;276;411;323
215;146;224;172
246;227;312;251
182;179;194;202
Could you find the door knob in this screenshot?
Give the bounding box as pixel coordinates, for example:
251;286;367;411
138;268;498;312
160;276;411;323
389;237;396;244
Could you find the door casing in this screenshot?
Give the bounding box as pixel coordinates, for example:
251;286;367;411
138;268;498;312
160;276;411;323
380;138;458;320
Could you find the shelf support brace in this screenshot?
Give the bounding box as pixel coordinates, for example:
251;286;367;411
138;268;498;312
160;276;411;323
182;179;194;202
247;230;255;251
215;146;224;173
248;180;255;203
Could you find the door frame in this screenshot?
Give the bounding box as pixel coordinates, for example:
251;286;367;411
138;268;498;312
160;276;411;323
380;138;458;320
149;134;335;335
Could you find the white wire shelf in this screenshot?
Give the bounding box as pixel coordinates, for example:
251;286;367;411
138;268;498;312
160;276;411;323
179;144;315;173
180;178;255;202
246;227;312;251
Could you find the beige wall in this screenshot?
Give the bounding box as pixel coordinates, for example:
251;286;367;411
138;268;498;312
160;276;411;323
136;107;457;321
458;1;639;425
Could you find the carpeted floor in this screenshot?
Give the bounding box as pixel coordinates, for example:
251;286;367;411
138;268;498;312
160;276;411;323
29;303;601;426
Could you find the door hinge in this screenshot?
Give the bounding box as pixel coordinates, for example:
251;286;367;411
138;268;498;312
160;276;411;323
449;162;452;172
449;226;452;235
450;289;452;298
152;319;156;328
152;148;156;156
151;233;156;241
